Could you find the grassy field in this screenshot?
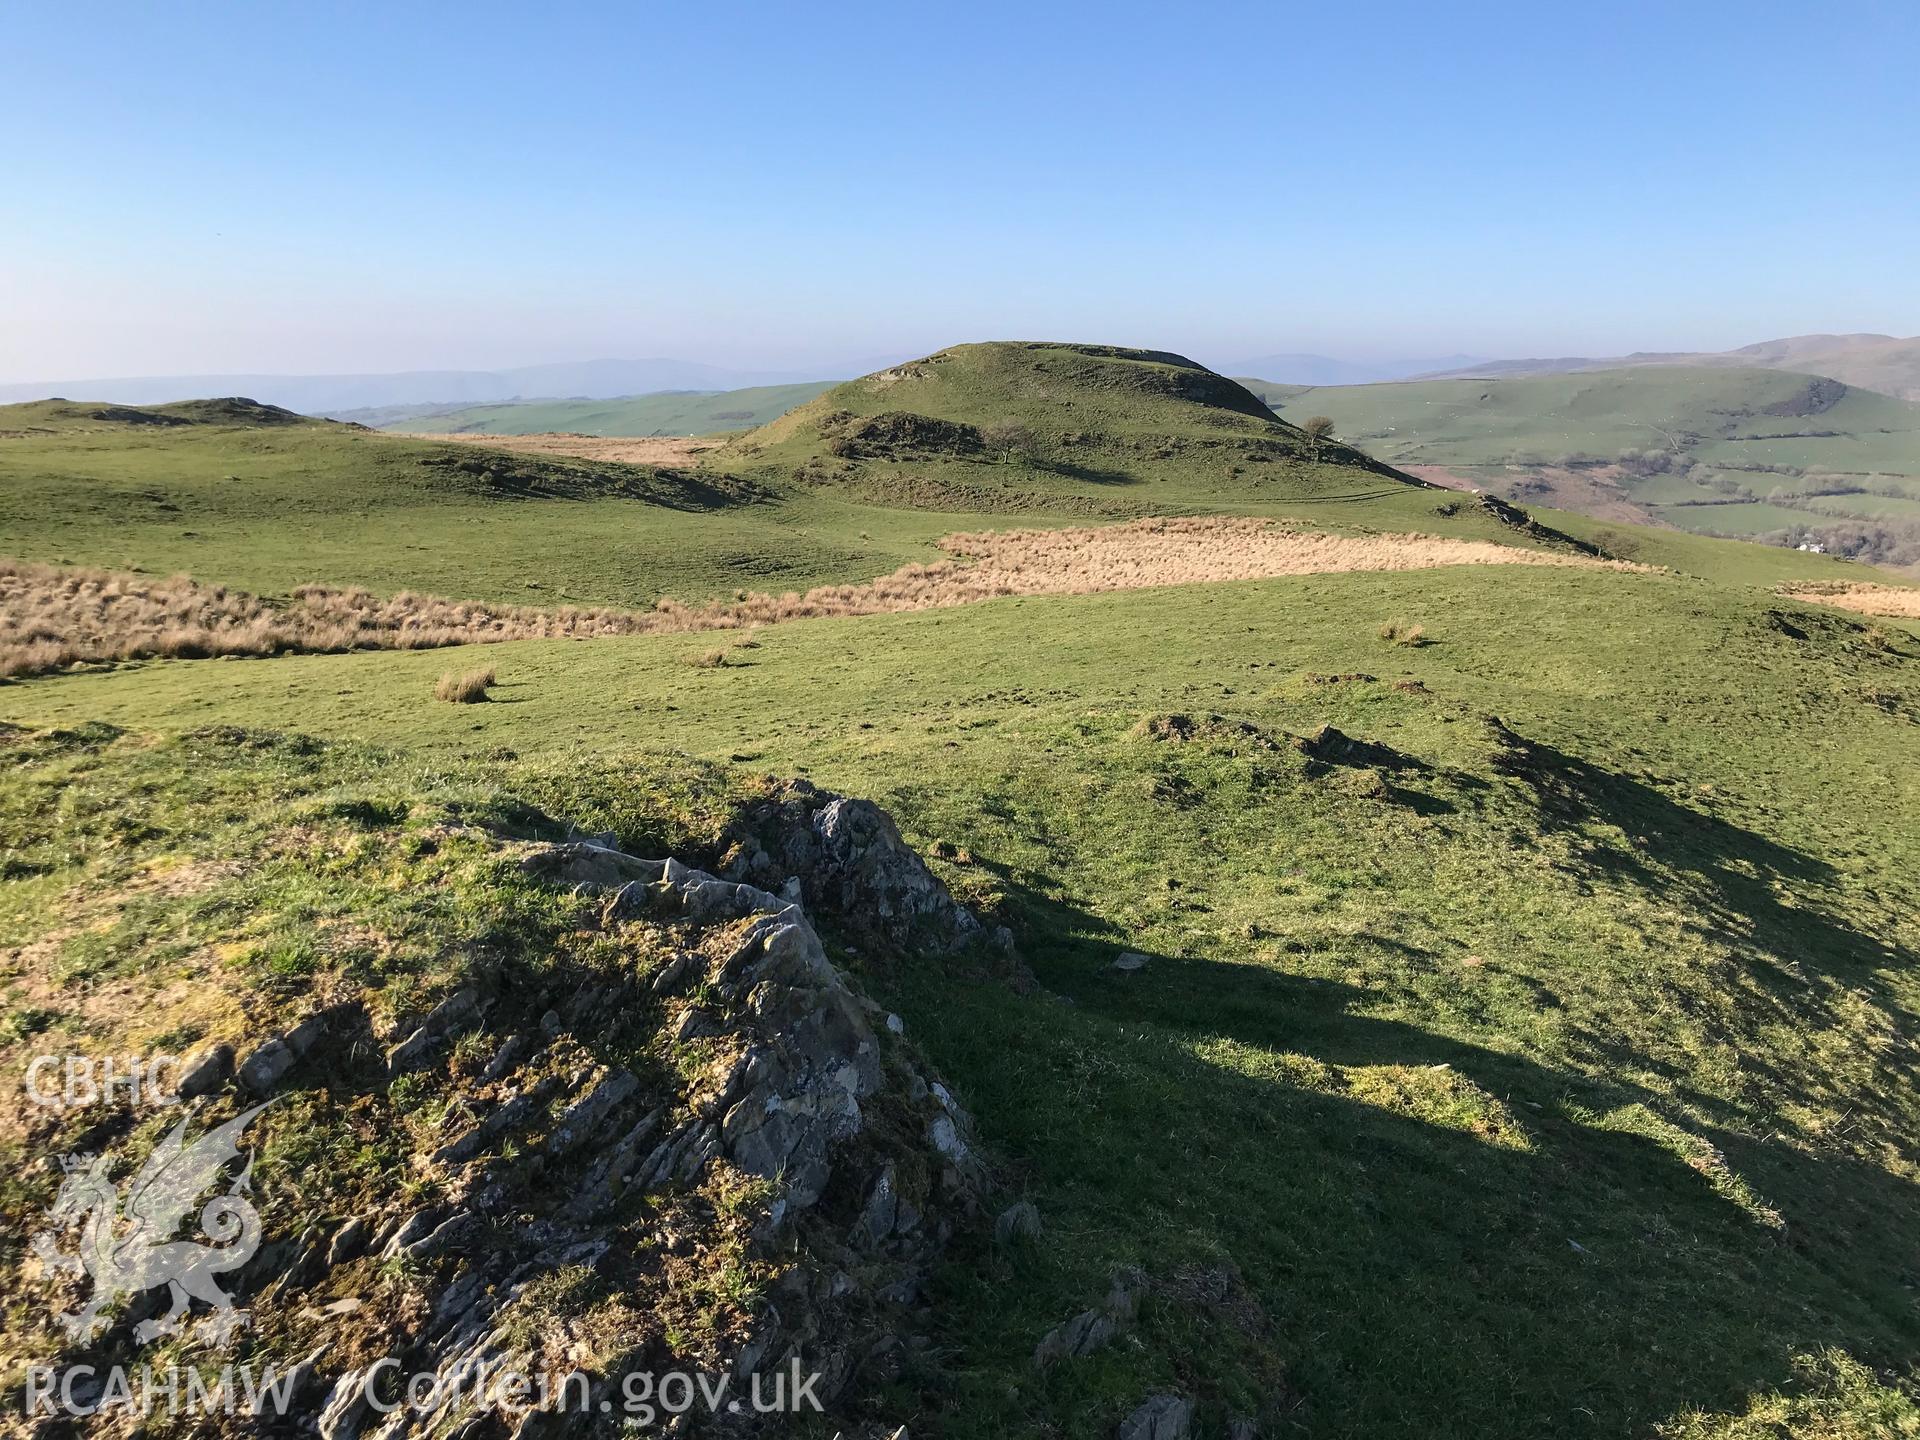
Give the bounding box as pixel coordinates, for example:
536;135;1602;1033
1237;367;1920;564
3;345;1918;1437
376;381;838;437
4;566;1918;1437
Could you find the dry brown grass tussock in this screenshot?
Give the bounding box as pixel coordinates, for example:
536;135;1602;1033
1780;581;1920;619
0;560;656;678
434;666;496;703
1;520;1638;678
398;432;716;466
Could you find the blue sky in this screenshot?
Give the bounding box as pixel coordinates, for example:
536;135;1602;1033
4;0;1916;380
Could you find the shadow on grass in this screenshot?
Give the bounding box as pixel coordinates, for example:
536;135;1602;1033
1492;726;1920;1055
881;910;1920;1438
854;735;1920;1438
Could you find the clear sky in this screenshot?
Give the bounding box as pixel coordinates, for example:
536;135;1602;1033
4;0;1917;381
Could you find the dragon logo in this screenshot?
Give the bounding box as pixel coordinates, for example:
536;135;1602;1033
31;1103;271;1346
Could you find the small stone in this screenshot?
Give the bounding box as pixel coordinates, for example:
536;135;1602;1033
326;1216;370;1267
995;1200;1042;1245
1111;952;1149;972
237;1038;295;1095
651;952;697;995
885;1013;905;1034
1034;1309;1116;1367
316;1368;369;1439
284;1011;330;1056
1116;1394;1193;1440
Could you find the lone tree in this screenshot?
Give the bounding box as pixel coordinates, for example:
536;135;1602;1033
1301;415;1336;457
982;419;1032;464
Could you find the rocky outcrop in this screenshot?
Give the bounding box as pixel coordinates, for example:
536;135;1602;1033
818;409;985;460
715;779;1015;959
39;831;986;1438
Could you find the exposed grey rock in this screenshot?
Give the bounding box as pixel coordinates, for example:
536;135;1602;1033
309;829;992;1436
237;1037;295;1095
478;1033;527;1082
394;1211;475;1261
327;1216;370;1267
1035;1266;1148;1367
650;950;698;994
1034;1308;1117;1367
1116;1395;1193;1440
433;1075;564;1166
852;1164;899;1250
995;1200;1042;1244
674;1007;724;1042
545;1068;638;1156
379;1209;442;1260
316;1369;370;1439
517;841;664;890
1111;951;1149;972
386;987;482;1075
718;780;1009;956
1105;1266;1147;1323
285;1010;331;1056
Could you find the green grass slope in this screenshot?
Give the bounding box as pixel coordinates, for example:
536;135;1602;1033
1240;367;1920;566
0;395;1081;608
710;341;1594;544
3;557;1917;1436
1424;332;1920;404
378;381;838;437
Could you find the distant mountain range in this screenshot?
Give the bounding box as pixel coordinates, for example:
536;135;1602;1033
1222;352;1489;386
1420;334;1920;402
0;358;836;415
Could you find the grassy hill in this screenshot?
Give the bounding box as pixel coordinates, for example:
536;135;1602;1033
715;341;1550;540
1422;332;1920;403
0;347;1696;612
0;391;1162;609
3;343;1917;1436
373;380;838;437
1241;366;1920;566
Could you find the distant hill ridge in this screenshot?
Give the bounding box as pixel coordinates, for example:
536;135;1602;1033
0;357;842;414
1424;332;1920;402
366;381;839;437
1238;364;1920;566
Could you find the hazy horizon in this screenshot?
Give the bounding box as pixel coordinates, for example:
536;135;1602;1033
5;1;1917;385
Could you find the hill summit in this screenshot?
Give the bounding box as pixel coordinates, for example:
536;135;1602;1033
715;341;1417;509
